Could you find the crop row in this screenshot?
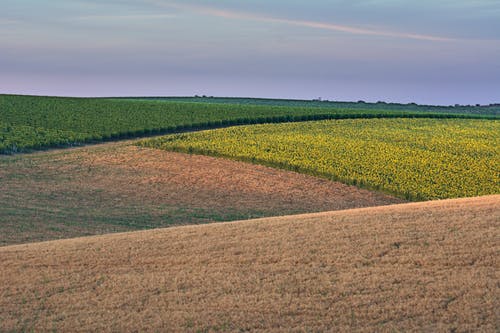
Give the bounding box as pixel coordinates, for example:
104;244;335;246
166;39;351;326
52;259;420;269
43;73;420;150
1;94;497;154
140;118;500;200
129;96;500;115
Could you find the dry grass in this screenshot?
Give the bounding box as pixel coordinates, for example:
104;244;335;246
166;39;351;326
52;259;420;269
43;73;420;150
0;142;401;246
1;195;498;332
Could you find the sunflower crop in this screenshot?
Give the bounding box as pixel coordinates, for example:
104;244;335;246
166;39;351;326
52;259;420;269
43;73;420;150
140;118;499;200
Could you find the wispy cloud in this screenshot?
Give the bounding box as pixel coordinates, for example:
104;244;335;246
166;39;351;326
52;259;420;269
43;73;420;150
73;14;176;22
148;1;455;42
0;19;20;25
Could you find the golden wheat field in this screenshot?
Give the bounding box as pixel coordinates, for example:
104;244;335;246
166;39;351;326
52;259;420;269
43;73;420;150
1;195;498;332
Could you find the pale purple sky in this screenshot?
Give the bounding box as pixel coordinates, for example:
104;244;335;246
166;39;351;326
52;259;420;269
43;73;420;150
2;0;500;105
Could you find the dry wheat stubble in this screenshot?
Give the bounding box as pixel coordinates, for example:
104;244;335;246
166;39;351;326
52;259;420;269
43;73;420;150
0;195;498;332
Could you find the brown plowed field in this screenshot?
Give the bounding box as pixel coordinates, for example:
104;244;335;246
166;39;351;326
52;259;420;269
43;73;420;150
1;195;498;332
0;142;401;245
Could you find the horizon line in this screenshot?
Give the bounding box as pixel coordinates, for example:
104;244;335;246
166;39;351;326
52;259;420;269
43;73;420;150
1;92;498;107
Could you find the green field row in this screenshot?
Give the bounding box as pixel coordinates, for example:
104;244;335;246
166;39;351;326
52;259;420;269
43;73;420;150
0;95;496;154
140;118;500;200
123;96;500;115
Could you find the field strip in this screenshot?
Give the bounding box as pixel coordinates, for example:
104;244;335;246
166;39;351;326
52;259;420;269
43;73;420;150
142;118;500;200
0;143;401;245
2;194;497;249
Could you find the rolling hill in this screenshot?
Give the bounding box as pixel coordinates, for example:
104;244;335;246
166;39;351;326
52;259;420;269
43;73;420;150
0;142;401;246
1;195;498;332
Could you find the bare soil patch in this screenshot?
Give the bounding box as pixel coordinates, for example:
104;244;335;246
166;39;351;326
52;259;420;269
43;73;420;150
0;195;498;332
0;142;401;245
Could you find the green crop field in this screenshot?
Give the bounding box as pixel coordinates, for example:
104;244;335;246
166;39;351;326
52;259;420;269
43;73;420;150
0;94;496;154
140;118;500;200
121;96;500;115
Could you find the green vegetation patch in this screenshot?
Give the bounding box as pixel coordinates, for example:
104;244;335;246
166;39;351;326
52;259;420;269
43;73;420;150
124;96;500;115
140;118;500;200
0;95;495;154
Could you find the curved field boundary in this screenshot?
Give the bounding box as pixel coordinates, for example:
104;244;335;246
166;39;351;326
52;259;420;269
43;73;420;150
0;94;497;154
141;118;499;201
0;143;402;246
1;110;496;155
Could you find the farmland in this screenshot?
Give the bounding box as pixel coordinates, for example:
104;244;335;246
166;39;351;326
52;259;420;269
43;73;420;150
1;94;499;332
3;0;500;329
126;96;500;115
141;118;500;200
1;195;498;332
0;94;496;154
0;141;401;246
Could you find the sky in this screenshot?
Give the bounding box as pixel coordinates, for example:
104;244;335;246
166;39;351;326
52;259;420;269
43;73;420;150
1;0;500;105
